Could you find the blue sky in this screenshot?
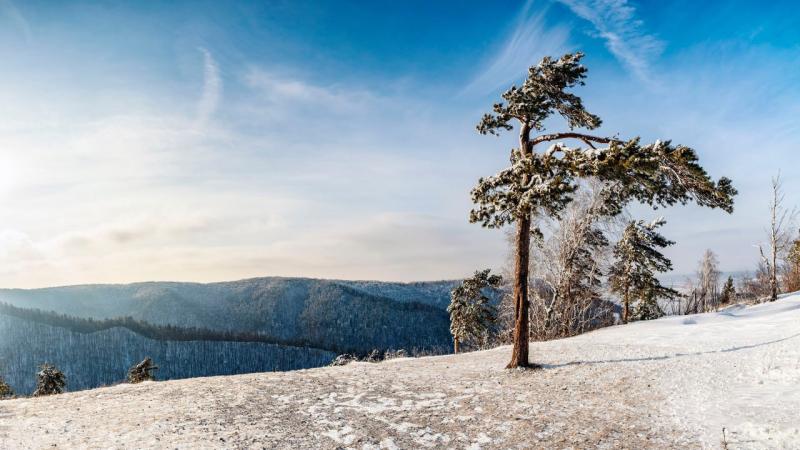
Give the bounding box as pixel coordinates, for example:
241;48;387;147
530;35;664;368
0;0;798;287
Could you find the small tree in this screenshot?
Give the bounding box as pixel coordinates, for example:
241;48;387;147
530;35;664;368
128;357;159;384
470;52;736;367
33;364;66;396
758;173;797;301
784;233;800;293
697;249;721;311
632;288;665;321
720;276;736;305
608;218;680;323
448;269;502;353
524;181;620;340
0;376;13;399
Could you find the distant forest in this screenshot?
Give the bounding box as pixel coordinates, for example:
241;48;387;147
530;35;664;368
0;278;455;355
0;302;333;352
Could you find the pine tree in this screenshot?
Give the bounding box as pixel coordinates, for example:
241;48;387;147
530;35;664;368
608;219;680;323
448;269;502;353
632;289;665;321
471;52;736;367
33;363;66;396
128;357;159;384
0;376;13;399
720;276;736;304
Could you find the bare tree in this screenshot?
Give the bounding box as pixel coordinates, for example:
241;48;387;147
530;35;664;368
758;173;797;301
697;249;721;311
523;181;623;340
739;263;772;302
675;277;702;315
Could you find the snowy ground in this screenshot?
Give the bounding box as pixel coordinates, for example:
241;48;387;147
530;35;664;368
2;295;800;449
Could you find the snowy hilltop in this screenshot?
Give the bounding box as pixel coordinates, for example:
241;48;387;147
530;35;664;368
2;294;800;449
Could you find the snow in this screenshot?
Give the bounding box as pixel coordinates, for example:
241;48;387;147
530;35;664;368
2;294;800;448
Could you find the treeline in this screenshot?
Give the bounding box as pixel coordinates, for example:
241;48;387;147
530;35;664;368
0;313;336;394
0;302;336;353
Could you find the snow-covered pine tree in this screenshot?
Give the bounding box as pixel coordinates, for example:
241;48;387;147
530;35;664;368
720;276;736;305
448;269;502;353
632;288;666;321
33;363;66;396
471;52;736;367
608;219;679;323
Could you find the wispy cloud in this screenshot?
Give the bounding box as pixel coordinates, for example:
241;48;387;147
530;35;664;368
556;0;663;82
243;68;375;114
0;0;31;43
463;0;571;96
195;47;221;127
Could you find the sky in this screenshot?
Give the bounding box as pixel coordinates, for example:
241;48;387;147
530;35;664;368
0;0;798;288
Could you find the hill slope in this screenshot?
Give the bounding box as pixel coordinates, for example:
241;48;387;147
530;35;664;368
0;313;335;394
3;294;799;448
0;277;457;354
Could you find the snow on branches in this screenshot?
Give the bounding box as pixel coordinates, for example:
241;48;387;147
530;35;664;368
448;269;502;353
477;52;601;135
470;138;737;236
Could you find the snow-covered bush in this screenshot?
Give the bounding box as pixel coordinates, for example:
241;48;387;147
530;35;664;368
0;376;13;399
128;357;158;384
330;354;358;366
33;364;66;396
383;349;408;360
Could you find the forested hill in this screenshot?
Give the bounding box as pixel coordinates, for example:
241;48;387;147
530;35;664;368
0;312;335;394
0;277;457;354
0;302;329;351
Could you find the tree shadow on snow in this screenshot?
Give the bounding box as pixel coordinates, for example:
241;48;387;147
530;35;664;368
539;331;800;369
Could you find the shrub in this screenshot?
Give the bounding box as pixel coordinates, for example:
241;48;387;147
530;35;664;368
0;376;13;399
33;364;66;396
128;357;159;384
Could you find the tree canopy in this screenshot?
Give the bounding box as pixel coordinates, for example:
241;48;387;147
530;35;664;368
470;53;735;237
470;138;736;234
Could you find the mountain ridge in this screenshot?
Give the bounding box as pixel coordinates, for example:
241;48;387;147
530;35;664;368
0;276;459;355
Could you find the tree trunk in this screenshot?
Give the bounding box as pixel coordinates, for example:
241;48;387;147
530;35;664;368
506;215;531;368
622;286;629;324
506;123;533;369
453;338;460;354
771;249;778;302
769;177;779;302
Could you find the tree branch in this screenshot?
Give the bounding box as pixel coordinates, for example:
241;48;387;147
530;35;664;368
530;132;619;148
